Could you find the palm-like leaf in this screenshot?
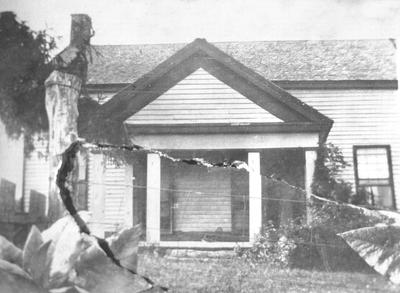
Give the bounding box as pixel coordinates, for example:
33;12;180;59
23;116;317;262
71;225;147;292
0;259;46;293
30;241;53;287
0;235;22;266
23;226;44;273
107;225;141;271
41;212;92;288
339;225;400;284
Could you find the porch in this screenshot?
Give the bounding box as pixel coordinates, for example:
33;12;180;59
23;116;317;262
128;131;319;247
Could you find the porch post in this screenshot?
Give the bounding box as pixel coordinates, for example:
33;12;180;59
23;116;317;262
90;153;106;238
146;153;161;243
248;152;262;242
124;164;133;227
305;149;317;224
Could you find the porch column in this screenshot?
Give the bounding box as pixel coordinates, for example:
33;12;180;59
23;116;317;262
146;153;161;243
248;152;262;242
124;164;133;227
305;149;317;224
90;153;106;238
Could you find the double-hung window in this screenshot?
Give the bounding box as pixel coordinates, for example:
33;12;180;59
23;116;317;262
353;145;395;209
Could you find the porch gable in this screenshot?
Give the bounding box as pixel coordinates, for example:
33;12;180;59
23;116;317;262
96;38;333;141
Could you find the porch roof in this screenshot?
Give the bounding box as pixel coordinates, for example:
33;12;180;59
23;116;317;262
93;39;333;143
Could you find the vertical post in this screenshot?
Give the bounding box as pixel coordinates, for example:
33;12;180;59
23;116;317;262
124;164;134;227
89;153;106;238
305;149;317;224
146;153;161;243
248;152;262;242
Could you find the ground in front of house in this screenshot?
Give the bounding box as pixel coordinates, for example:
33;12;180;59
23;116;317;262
138;254;398;293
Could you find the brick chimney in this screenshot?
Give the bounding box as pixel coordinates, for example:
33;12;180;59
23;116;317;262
70;14;92;49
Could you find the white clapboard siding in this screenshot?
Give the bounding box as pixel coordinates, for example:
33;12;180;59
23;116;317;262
173;167;232;232
0;120;24;210
23;138;49;212
87;154;132;232
291;89;400;207
126;68;283;124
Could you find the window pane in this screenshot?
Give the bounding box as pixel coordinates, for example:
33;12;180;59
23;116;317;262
361;185;393;209
357;148;389;179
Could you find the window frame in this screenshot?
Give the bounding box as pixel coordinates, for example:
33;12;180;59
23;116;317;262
353;145;396;209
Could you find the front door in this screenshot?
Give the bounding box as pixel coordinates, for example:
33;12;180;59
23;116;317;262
173;164;232;233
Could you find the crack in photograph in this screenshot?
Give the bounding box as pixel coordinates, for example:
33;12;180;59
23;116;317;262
0;0;400;292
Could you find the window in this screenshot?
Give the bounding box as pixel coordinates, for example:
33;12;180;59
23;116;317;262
353;146;396;209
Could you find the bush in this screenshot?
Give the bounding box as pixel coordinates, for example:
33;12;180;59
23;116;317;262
235;222;369;272
287;224;373;272
293;192;393;271
235;221;296;268
312;143;353;203
236;201;393;271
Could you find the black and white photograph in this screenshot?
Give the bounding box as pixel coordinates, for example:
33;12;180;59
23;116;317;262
0;0;400;292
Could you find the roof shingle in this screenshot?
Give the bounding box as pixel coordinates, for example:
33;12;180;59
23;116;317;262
87;39;396;84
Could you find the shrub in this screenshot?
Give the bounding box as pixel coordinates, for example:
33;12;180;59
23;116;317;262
236;201;393;271
312;143;353;203
235;221;296;268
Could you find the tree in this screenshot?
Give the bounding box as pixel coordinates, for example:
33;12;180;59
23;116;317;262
0;11;55;151
312;142;352;202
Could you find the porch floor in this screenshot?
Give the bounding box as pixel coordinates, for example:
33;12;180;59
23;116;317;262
161;231;248;242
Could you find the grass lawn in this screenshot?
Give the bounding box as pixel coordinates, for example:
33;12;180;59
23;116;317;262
138;254;399;293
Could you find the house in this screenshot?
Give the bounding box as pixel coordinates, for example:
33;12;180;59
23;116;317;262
1;31;399;247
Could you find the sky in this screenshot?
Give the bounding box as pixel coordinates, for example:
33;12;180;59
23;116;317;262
1;0;400;53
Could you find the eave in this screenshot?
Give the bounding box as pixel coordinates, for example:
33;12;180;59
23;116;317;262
125;122;324;135
86;79;398;93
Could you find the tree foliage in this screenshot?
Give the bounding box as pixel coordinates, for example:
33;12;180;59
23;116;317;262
312;142;352;202
0;12;55;146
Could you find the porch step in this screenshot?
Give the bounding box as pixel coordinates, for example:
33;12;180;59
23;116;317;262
164;249;236;260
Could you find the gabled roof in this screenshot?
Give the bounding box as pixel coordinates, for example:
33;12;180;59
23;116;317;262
88;39;397;85
96;38;333;141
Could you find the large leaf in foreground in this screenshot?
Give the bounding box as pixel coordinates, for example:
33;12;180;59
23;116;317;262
0;259;46;293
41;211;93;287
30;241;53;287
107;225;141;271
73;245;149;293
339;225;400;284
23;225;44;273
0;235;22;266
72;226;148;292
